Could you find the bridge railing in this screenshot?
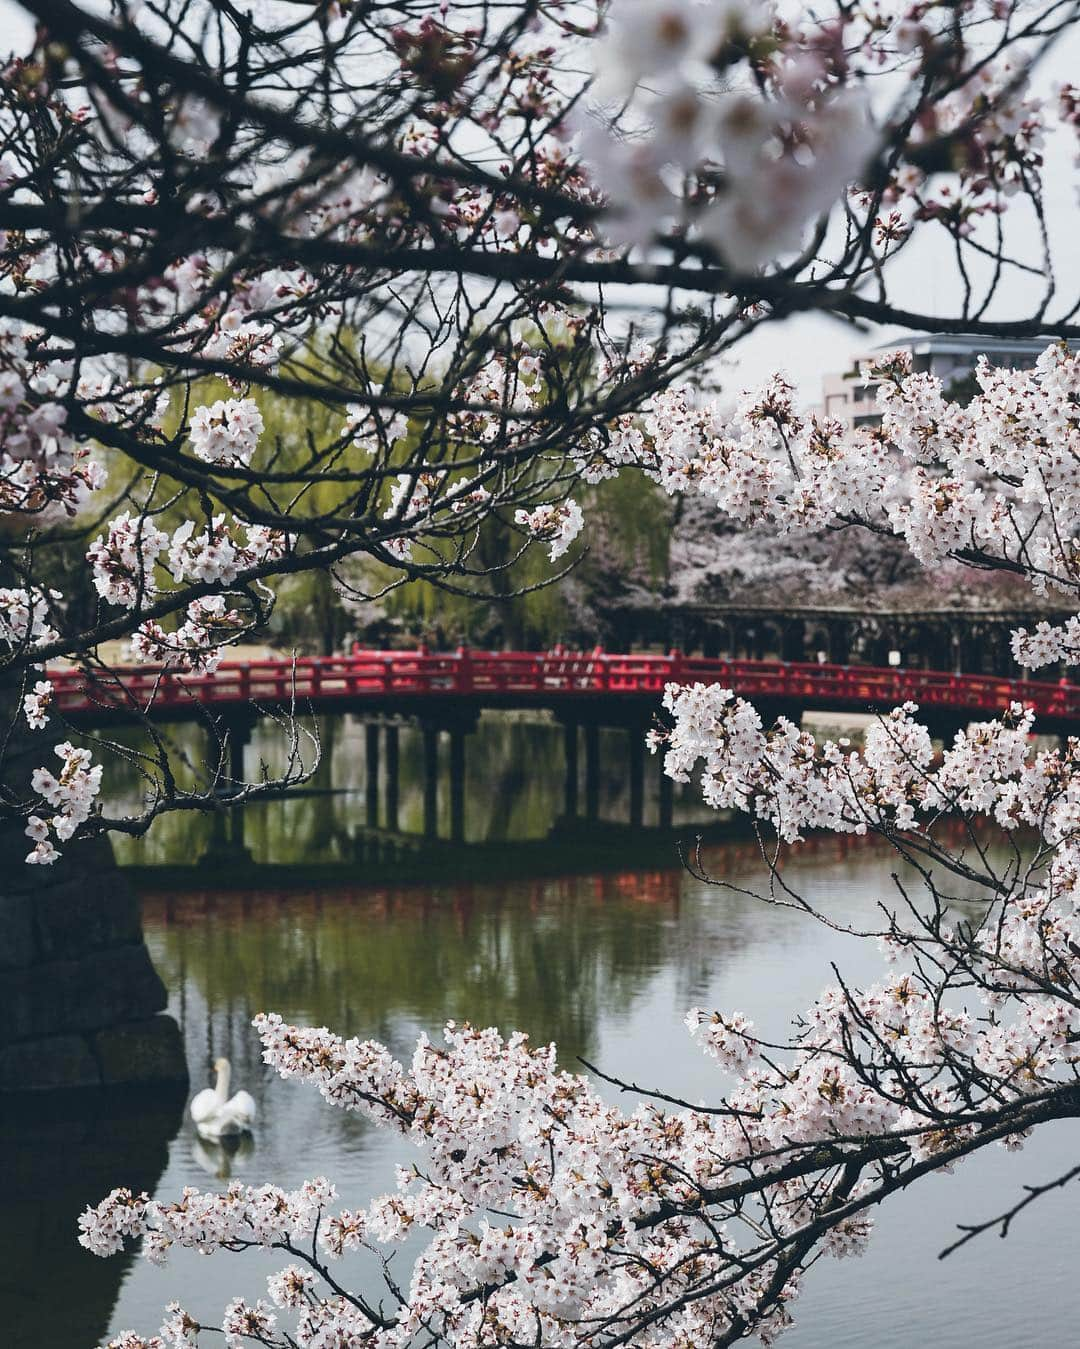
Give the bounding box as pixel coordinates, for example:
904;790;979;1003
44;647;1080;721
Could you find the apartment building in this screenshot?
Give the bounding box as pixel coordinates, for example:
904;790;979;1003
818;334;1062;429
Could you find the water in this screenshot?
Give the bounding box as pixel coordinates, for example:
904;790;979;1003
6;714;1079;1347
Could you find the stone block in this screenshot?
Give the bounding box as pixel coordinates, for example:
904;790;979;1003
0;1034;99;1091
32;870;142;960
0;893;35;970
0;945;167;1043
93;1015;188;1087
0;964;40;1041
62;945;169;1034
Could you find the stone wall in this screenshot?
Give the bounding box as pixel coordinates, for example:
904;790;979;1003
0;832;188;1092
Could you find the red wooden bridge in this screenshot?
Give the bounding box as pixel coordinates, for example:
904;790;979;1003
52;648;1078;846
47;647;1080;730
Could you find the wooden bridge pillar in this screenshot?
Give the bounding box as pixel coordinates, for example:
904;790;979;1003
422;722;439;840
384;723;400;832
628;724;645;829
449;726;466;844
224;713;255;785
201;714;256;866
658;751;673;830
584;722;600;823
365;721;380;828
563;721;579;819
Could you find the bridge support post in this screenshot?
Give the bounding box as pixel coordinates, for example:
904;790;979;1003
658;752;673;830
628;724;644;829
384;723;400;832
229;797;249;856
449;726;466;844
584;722;600;823
199;714;256;867
209;803;229;855
563;721;578;819
422;722;439;840
365;722;380;829
225;714;255;785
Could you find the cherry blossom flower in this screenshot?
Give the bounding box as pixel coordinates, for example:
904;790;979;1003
514;500;584;561
23;677;53;729
189;399;264;467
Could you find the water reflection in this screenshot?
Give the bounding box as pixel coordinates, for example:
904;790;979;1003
191;1132;256;1181
2;1088;184;1349
105;714;707;865
12;823;1079;1349
144;869;688;1069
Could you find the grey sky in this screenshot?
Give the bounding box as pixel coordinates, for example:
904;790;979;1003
2;0;1075;401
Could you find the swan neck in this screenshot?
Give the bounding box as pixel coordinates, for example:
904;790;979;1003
215;1061;231;1102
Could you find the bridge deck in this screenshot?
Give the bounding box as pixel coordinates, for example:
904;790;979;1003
45;649;1080;728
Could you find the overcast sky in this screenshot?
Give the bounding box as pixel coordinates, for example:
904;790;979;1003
3;0;1076;401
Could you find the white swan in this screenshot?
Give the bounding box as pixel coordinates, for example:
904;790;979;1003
190;1057;257;1139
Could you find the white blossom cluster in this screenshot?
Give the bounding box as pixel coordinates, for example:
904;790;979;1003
22;677;53;730
0;585;60;650
591;342;1080;615
1011;614;1080;670
25;741;103;863
0;388;105;519
580;0;878;266
87;512;171;609
580;0;1063;270
86;945;1080;1348
514;499;584;561
128;597;247;674
188;398;265;467
655;682;1060;845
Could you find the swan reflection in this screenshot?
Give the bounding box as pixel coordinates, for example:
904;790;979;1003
192;1131;255;1180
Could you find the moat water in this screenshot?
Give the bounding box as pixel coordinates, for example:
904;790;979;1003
5;714;1077;1348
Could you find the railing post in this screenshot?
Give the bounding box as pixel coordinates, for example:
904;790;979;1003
457;645;473;695
667;648;684;686
593;645;607;692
